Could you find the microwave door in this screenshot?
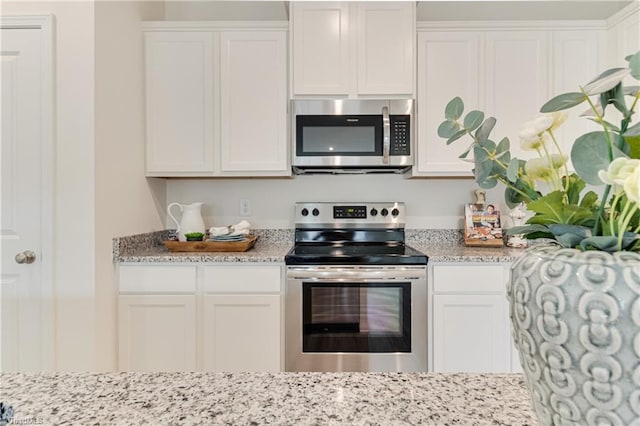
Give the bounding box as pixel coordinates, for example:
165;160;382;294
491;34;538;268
295;115;383;166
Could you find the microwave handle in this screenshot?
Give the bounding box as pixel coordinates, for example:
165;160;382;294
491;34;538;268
382;106;390;164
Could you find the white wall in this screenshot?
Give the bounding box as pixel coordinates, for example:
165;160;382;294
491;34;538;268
95;1;165;372
166;176;507;230
4;0;166;371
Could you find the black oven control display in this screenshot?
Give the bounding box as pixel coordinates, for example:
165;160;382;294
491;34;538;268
334;205;367;219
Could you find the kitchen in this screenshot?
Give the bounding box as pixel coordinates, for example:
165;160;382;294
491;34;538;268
1;0;639;424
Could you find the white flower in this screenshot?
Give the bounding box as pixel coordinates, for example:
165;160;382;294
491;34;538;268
520;132;551;151
622;162;640;204
525;154;567;181
547;111;568;131
598;158;640;187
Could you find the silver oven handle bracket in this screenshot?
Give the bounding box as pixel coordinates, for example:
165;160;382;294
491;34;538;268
382;106;390;165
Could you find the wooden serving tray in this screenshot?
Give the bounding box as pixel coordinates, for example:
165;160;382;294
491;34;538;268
163;235;258;252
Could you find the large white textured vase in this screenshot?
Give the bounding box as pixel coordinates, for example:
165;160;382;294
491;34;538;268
508;244;640;425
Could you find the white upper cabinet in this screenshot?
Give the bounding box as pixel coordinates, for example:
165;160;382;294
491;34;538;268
144;23;290;177
414;23;604;177
415;31;480;176
145;31;215;175
484;30;550;163
356;2;415;95
291;2;350;95
290;1;415;98
219;31;288;174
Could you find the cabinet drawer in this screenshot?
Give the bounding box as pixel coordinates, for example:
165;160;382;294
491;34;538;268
119;265;197;294
203;265;281;293
432;265;506;294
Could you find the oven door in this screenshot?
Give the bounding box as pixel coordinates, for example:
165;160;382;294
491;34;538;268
286;265;427;372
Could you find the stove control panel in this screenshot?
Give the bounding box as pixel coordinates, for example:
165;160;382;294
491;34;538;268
295;202;405;228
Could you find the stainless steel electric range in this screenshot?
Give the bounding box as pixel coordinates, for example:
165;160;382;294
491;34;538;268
284;202;428;372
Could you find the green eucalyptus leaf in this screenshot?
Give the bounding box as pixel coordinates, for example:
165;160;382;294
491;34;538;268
445;97;464;120
437;120;460;138
478;138;497;153
540;92;586;112
505;187;523;209
571;131;627;185
475;117;496;143
625;122;640;137
582;68;631;95
526;191;595;226
473;146;492;182
507;224;550;236
458;145;472;159
477;176;498;189
446;129;468;145
497;137;510;154
463;110;484;131
548;224;591;238
506;158;519;183
626;135;640;159
627;51;640;80
579;236;620;252
599;83;628;115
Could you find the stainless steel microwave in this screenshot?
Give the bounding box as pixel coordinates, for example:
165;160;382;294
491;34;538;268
291;99;414;174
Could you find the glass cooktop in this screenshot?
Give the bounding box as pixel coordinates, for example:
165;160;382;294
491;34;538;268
285;243;428;265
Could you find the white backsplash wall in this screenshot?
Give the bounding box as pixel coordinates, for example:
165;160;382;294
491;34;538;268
166;175;505;230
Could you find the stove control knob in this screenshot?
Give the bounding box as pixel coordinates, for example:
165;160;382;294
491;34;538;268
312;208;320;216
301;208;309;216
370;208;378;217
381;208;389;217
391;208;400;217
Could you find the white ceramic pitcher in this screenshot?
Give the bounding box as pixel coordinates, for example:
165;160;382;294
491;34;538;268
167;202;206;242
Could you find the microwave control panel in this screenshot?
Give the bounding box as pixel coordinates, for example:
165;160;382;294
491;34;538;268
390;116;410;155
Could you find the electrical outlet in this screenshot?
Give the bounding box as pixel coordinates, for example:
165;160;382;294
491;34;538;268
239;199;251;217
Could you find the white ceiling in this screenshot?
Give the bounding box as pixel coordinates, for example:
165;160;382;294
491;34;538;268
416;1;635;21
162;1;635;22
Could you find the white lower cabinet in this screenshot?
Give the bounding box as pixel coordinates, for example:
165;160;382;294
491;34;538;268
430;263;520;373
202;265;282;372
118;294;197;372
118;263;283;372
202;294;280;372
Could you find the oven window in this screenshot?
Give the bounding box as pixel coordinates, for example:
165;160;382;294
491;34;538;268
302;282;411;353
296;115;382;156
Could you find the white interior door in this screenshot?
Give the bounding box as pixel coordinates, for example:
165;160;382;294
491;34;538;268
1;17;54;371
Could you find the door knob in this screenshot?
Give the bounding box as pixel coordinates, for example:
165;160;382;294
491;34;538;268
15;250;36;264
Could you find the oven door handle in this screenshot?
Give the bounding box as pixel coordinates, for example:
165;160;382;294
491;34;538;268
287;269;424;281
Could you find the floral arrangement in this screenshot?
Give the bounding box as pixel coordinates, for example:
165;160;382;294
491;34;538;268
439;51;640;252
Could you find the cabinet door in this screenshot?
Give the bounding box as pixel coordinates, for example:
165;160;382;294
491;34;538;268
432;294;510;373
202;294;281;372
219;31;289;175
145;32;214;175
291;2;350;95
416;31;480;175
356;2;414;95
485;31;549;162
552;30;604;168
118;295;196;372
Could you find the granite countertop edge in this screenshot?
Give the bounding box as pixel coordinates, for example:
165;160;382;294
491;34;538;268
0;371;537;426
114;229;529;264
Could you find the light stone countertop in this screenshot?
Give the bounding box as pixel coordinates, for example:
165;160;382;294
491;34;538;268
114;229;529;263
0;372;537;425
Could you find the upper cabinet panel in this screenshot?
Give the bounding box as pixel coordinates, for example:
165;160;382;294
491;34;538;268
415;31;480;176
484;31;550;163
290;1;415;98
145;32;215;175
291;2;350;95
143;23;290;177
356;2;415;95
220;31;288;173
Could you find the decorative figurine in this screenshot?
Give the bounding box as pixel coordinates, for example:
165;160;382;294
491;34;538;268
507;202;528;248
